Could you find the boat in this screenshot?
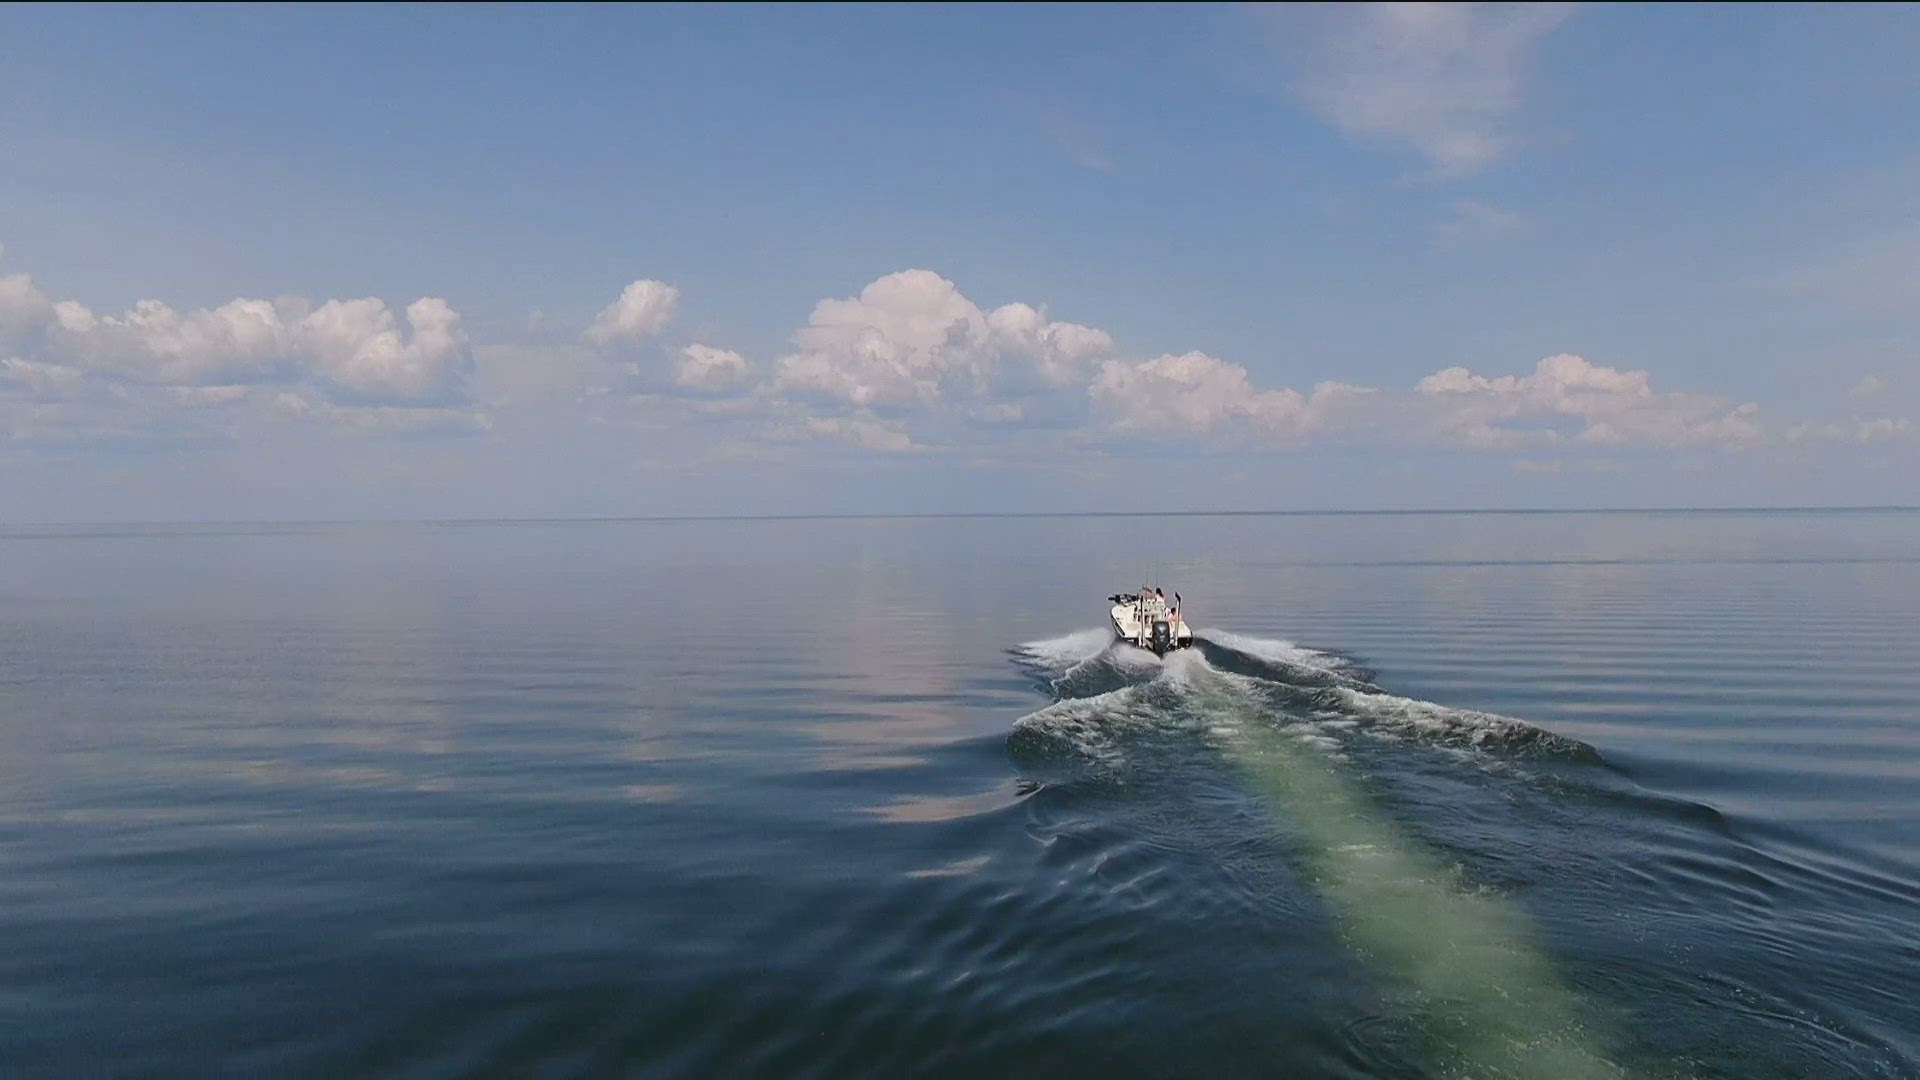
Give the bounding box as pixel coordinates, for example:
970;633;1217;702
1108;588;1193;656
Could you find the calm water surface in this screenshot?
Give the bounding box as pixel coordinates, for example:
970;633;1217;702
2;511;1916;1077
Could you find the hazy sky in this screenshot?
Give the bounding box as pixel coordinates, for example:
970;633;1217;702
2;3;1917;521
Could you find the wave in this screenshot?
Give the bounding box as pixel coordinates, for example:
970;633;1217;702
1008;629;1111;673
1009;629;1167;701
1194;629;1366;681
1006;630;1630;1078
1009;628;1596;763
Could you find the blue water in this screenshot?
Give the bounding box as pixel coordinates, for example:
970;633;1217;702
1;510;1916;1077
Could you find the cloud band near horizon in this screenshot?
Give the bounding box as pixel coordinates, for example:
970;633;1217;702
0;246;1907;463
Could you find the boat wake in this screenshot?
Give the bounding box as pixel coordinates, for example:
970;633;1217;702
1008;627;1596;765
1006;627;1631;1078
1002;628;1918;1080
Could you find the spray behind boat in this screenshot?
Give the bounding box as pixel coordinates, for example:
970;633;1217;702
1107;586;1193;657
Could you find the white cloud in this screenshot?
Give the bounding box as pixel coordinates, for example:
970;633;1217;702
775;270;1111;406
1087;351;1381;441
40;293;469;403
971;401;1026;425
774;414;917;453
1289;2;1575;174
675;344;751;393
586;279;679;345
1855;418;1913;441
1787;417;1915;443
0;357;87;398
301;296;468;403
1;247;1894;472
0;250;55;344
1416;353;1762;448
777;270;988;406
1091;351;1309;436
49;296;294;385
766;275;1769;459
0;249;469;407
984;301;1113;388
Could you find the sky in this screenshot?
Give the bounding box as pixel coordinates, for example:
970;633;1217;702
1;2;1917;521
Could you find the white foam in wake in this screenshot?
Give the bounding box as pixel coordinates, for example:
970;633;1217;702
1014;688;1173;766
1329;687;1549;749
1013;628;1166;690
1011;656;1229;767
1013;631;1578;763
1198;629;1353;674
1013;629;1112;671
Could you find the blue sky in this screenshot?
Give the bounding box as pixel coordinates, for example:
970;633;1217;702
2;2;1917;520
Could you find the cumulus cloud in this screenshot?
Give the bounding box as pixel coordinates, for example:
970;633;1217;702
0;248;469;407
984;301;1113;388
301;297;467;403
48;296;295;385
0;247;1887;471
675;344;751;393
1288;2;1575;174
46;294;467;403
764;271;1779;459
1416;353;1762;448
0;249;55;344
586;279;679;345
1090;351;1378;440
1091;351;1307;435
775;270;1111;407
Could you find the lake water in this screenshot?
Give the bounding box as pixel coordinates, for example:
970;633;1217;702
2;510;1916;1078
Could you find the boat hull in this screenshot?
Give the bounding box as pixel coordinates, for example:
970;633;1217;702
1109;605;1193;657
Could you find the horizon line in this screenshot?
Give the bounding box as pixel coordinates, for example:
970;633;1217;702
5;504;1918;531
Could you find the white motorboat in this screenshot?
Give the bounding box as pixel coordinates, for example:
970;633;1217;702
1108;589;1193;657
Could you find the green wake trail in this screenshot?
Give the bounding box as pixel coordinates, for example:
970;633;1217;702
1178;657;1635;1080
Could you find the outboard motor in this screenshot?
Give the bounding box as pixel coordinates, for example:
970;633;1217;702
1150;619;1172;657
